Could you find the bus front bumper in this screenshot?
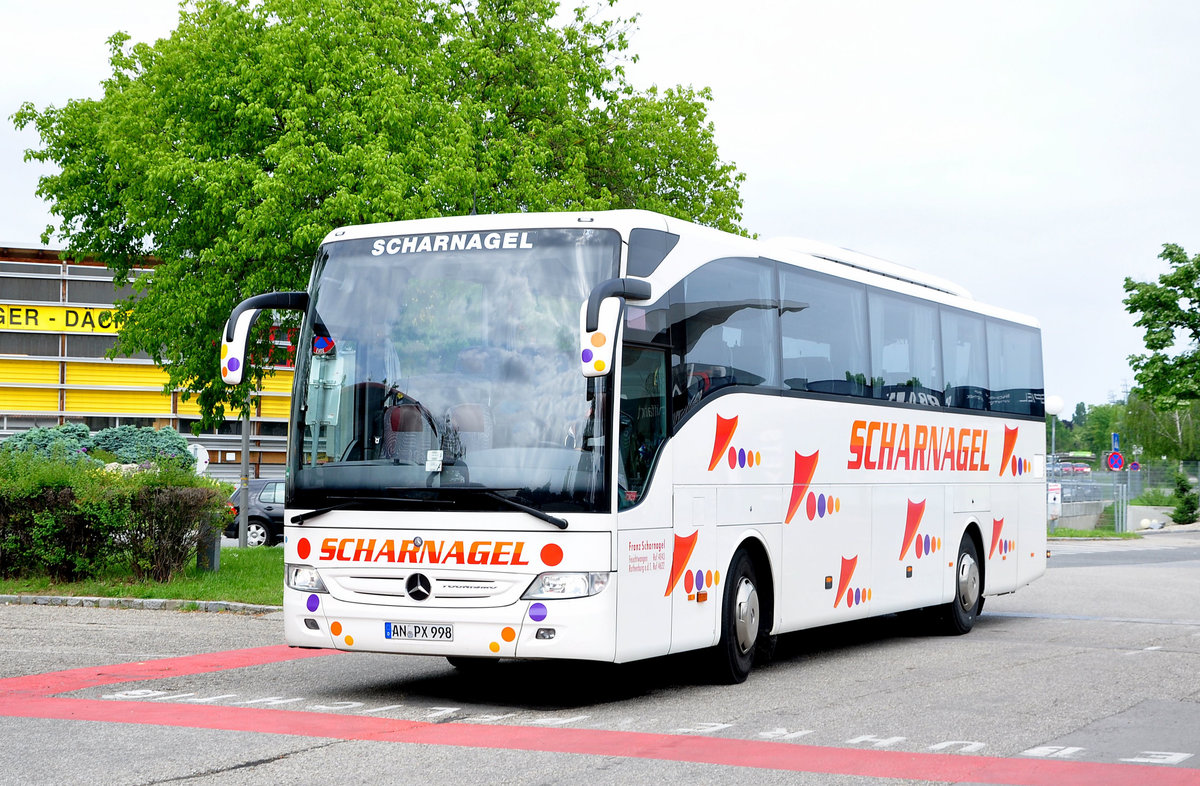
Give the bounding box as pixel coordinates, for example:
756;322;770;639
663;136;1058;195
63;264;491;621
284;586;617;662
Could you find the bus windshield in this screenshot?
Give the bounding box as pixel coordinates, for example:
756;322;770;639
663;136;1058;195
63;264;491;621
291;227;620;515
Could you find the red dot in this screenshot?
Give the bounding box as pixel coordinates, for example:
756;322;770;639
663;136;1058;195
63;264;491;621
297;538;311;560
728;447;737;469
684;570;694;593
541;543;563;566
806;493;817;520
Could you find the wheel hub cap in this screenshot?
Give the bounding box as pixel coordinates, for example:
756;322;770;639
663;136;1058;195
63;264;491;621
734;577;760;654
957;552;980;612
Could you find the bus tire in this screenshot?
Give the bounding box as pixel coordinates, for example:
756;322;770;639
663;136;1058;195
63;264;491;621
712;549;762;684
938;534;982;635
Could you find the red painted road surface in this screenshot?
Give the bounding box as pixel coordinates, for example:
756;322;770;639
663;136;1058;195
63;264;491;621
1;645;1196;785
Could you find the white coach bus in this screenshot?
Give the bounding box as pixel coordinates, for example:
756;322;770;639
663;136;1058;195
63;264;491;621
221;210;1046;682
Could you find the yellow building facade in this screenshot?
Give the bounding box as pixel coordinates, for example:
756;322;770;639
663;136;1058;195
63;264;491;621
0;246;289;479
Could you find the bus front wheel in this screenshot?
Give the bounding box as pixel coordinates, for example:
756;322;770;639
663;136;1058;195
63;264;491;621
712;549;763;684
938;534;982;635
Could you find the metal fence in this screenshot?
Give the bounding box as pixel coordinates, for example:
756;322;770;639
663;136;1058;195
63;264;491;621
1053;461;1198;533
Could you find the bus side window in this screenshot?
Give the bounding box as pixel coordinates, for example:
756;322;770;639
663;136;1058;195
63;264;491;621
619;345;669;508
986;320;1044;416
667;257;779;423
780;268;869;396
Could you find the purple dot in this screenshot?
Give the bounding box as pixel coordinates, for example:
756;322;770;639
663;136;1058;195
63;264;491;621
581;349;593;363
924;534;931;555
306;594;319;612
854;588;861;605
817;494;826;518
227;357;240;373
738;448;746;468
1017;459;1024;476
529;602;548;621
695;569;705;591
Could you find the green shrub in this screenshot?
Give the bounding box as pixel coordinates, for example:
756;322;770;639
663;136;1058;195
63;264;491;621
1131;487;1175;506
0;451;229;583
0;423;95;461
121;463;226;581
1172;472;1199;525
92;425;195;469
0;452;119;581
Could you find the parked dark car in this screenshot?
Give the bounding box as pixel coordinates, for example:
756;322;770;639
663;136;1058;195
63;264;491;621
224;479;285;546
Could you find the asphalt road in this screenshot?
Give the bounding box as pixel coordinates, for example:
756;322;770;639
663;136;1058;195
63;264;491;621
2;529;1199;785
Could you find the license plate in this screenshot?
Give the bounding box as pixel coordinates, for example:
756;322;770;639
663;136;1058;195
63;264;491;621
384;622;454;641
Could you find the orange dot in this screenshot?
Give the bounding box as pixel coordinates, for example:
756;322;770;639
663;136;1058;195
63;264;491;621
594;360;606;372
501;627;516;642
489;641;500;653
541;543;564;566
705;570;713;586
330;621;342;636
591;332;606;347
222;365;228;377
344;635;354;646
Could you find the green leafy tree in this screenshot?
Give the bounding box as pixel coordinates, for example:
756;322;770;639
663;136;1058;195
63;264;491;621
1124;244;1200;408
13;0;745;428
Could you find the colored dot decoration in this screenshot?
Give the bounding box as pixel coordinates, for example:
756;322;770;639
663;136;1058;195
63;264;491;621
913;535;942;560
843;586;873;608
306;594;320;612
297;537;311;560
682;565;720;597
501;627;516;642
344;635;354;647
330;621;342;636
489;641;501;653
226;357;239;373
727;444;762;469
540;543;563;567
582;332;608;373
805;492;842;521
529;603;548;622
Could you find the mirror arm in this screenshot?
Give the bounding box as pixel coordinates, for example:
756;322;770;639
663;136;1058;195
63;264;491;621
584;278;652;333
224;291;309;342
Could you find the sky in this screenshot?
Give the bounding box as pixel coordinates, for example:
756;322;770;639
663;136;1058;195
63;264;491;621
3;1;1199;417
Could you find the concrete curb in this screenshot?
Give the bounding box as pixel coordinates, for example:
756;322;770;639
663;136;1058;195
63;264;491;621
0;594;282;615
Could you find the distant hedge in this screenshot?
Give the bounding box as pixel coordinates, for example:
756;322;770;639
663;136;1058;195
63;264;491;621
0;451;230;582
1;424;195;469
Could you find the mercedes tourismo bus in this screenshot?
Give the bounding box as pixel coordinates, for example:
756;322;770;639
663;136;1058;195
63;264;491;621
221;210;1046;682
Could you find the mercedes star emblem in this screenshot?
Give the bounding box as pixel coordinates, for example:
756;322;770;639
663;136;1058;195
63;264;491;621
406;572;432;601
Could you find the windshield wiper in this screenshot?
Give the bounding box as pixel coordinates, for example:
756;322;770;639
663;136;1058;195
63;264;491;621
479;490;569;530
291;495;441;525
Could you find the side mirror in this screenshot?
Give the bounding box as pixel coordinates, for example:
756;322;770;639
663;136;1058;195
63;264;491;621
579;278;652;377
220;291;309;385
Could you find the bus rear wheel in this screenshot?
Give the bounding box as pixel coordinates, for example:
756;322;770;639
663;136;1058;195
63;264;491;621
937;534;982;635
711;549;763;684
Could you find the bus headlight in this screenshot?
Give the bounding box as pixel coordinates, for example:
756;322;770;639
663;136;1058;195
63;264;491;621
522;572;610;599
287;564;328;593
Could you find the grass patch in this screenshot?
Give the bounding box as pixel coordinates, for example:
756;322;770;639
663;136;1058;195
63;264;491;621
1048;527;1141;539
0;546;283;606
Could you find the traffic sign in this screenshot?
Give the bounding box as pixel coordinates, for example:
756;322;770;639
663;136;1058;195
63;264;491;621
1106;451;1124;471
1112;432;1120;452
